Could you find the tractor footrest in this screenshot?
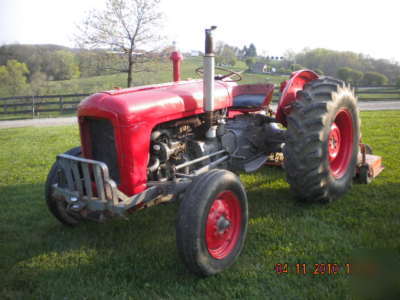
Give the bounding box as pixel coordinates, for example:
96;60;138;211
244;155;268;173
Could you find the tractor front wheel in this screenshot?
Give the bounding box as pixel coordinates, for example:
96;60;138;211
176;169;248;276
284;77;360;203
45;147;83;226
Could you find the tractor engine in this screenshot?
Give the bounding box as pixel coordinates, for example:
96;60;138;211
147;112;285;181
222;114;284;171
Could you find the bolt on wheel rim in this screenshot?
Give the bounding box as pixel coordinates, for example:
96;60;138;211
328;109;354;178
206;191;242;259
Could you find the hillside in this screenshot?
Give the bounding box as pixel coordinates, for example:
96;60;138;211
24;56;287;95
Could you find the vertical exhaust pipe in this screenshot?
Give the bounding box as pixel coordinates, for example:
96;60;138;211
204;26;217;111
203;26;217;138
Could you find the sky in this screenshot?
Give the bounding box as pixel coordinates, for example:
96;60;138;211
0;0;399;62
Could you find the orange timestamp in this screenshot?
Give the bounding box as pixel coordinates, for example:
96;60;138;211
274;263;371;275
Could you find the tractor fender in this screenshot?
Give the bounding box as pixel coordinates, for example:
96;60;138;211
276;69;319;126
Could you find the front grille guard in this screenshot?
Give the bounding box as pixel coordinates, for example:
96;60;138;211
52;154;190;217
57;154;117;203
52;149;231;218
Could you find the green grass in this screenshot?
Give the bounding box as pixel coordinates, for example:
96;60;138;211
357;93;400;100
356;87;400;101
1;111;400;298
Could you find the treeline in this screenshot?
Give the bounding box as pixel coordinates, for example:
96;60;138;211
215;42;400;86
1;43;400;98
0;44;80;81
0;44;170;97
0;44;88;97
0;44;146;81
294;48;400;86
214;42;258;67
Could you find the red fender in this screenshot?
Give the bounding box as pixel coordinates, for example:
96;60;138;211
276;69;319;126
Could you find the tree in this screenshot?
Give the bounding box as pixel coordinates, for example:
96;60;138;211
363;71;388;86
245;57;255;70
30;71;49;96
348;69;363;85
395;76;400;87
240;46;248;58
76;0;163;87
337;67;352;82
215;42;237;66
291;64;304;71
337;67;363;85
0;59;29;96
247;43;257;57
43;50;80;80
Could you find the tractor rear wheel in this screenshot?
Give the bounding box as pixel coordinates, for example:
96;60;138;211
176;169;248;276
45;147;83;226
283;77;360;203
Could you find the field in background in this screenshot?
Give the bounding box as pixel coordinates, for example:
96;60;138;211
31;57;287;95
0;110;399;299
1;56;400;120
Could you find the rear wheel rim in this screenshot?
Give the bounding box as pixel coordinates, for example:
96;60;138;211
206;191;242;259
328;109;354;178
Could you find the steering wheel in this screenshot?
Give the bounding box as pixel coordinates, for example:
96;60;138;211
195;66;242;82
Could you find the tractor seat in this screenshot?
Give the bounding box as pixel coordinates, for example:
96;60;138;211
230;84;275;112
233;94;266;107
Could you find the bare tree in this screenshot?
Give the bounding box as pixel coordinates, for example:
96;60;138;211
75;0;163;87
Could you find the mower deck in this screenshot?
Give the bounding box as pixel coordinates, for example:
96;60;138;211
363;154;384;178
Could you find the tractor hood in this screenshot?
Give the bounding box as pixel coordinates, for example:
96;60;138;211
78;80;235;127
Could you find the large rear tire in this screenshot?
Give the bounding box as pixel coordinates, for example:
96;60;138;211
283;77;360;203
176;169;248;276
45;147;83;226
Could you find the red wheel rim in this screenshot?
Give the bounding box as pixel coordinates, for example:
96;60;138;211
206;191;242;259
328;109;354;178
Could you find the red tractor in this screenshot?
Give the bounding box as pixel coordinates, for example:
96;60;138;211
45;27;383;276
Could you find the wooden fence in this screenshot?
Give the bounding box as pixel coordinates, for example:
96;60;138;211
0;86;399;117
0;93;90;116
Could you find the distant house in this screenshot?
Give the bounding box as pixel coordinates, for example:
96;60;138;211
190;50;201;56
251;62;268;73
107;49;145;56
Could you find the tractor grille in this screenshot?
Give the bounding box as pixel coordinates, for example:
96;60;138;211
87;118;120;183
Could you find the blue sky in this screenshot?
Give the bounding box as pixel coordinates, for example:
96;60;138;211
1;0;399;62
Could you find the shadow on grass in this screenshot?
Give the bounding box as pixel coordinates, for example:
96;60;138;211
2;175;399;298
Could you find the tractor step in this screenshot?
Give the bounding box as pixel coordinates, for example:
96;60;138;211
244;155;268;173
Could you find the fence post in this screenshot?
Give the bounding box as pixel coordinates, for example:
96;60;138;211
59;96;64;113
32;95;35;118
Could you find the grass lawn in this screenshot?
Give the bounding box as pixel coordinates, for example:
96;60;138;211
0;111;399;299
